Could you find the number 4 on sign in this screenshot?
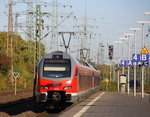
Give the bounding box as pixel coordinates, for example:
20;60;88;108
120;60;126;66
132;54;140;61
133;54;138;60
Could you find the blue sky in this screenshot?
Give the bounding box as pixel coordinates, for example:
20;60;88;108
60;0;150;60
68;0;150;42
0;0;150;63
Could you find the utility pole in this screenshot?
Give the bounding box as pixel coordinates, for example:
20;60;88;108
14;12;20;35
97;48;100;64
33;5;45;96
97;43;104;64
13;0;44;51
48;0;73;52
34;4;43;79
99;43;105;64
7;0;13;83
74;3;98;62
80;2;88;62
51;0;58;51
26;0;34;51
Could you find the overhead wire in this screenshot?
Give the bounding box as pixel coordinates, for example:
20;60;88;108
2;0;8;8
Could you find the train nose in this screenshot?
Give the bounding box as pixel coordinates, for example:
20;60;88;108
51;83;62;87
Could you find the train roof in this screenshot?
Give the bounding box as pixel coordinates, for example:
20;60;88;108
40;52;99;71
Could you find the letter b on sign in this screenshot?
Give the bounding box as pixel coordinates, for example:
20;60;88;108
141;54;146;61
141;54;149;62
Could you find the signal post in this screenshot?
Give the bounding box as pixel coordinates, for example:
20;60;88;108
108;45;113;82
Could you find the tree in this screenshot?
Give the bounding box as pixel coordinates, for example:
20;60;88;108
0;53;11;75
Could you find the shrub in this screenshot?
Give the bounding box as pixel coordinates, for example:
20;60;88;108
0;53;11;75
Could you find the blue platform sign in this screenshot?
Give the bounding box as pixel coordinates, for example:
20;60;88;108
120;54;149;67
132;54;149;62
120;60;149;67
120;60;133;66
133;61;149;67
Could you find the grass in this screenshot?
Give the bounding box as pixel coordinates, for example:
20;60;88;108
100;82;118;92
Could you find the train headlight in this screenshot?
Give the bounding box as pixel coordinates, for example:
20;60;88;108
63;86;72;90
66;80;72;84
41;86;49;89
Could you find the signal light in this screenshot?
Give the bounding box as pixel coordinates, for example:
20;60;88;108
108;45;113;60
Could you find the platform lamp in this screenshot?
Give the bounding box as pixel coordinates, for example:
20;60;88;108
144;12;150;15
129;28;141;97
119;37;128;74
144;12;150;102
114;41;123;92
124;33;134;95
137;21;150;99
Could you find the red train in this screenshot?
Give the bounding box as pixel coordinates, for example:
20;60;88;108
34;52;101;107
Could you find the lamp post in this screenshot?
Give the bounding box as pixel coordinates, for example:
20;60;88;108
144;12;150;102
119;37;128;74
115;41;123;92
144;12;150;15
124;33;134;95
129;28;141;97
137;21;150;99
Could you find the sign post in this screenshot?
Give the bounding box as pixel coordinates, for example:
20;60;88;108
104;78;109;92
13;72;19;95
120;46;149;98
140;46;149;99
108;45;113;82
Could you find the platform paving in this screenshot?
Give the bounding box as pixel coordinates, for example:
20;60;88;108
59;92;150;117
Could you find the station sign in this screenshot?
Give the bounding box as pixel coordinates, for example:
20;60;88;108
120;60;133;66
120;60;149;67
132;54;149;62
120;54;149;67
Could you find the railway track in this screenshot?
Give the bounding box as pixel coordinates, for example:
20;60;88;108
0;97;40;116
0;97;33;108
0;89;99;117
0;89;33;104
0;96;73;117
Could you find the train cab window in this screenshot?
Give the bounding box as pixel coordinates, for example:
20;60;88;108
43;59;71;78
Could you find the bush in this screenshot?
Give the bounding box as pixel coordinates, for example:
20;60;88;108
0;53;11;75
100;81;117;92
0;32;39;91
0;76;11;91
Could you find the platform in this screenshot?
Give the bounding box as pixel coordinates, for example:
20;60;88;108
59;92;150;117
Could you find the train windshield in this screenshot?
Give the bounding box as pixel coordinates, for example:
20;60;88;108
43;59;71;78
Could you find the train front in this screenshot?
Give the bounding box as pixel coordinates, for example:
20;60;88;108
35;52;78;104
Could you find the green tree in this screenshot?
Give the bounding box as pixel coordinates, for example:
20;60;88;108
0;32;46;91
